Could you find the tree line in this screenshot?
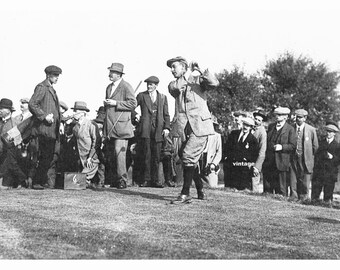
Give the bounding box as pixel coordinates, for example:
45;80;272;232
207;52;340;137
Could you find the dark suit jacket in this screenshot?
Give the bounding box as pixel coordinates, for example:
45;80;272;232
136;90;170;142
103;79;137;139
264;122;297;172
293;123;318;173
313;138;340;181
28;79;61;140
225;129;259;164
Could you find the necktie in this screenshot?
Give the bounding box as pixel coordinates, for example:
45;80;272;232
297;127;300;136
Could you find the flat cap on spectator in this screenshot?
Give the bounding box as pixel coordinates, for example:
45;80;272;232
295;109;308;117
59;101;68;111
144;76;160;84
242;117;255;126
166;56;188;68
325;120;339;132
274;107;290;115
20;97;30;104
325;124;339;132
71;101;90;112
253;110;267;121
107;63;124;74
44;65;62;75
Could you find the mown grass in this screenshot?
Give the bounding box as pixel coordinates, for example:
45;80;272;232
0;187;340;259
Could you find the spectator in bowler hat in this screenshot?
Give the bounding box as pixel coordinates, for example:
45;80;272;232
0;98;27;189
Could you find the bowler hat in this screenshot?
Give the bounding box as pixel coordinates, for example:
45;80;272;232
71;101;90;112
96;106;105;114
274;107;290;115
20;97;30;104
166;56;188;68
44;65;62;75
107;63;125;74
295;109;308;117
242;117;255;127
253;110;267;121
144;76;160;84
59;100;69;111
0;98;15;111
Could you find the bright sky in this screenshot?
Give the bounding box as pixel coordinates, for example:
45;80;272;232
1;0;340;119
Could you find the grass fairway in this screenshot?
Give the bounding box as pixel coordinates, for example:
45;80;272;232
0;186;340;259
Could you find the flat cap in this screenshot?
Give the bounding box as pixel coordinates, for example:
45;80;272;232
326;124;339;132
325;120;339;132
242;117;255;126
166;56;188;68
295;109;308;117
59;100;68;111
44;65;62;75
274;107;290;115
144;76;160;84
20;97;30;104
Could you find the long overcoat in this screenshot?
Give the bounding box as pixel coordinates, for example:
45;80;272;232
28;79;61;140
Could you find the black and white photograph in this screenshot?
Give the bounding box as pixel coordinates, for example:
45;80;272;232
1;0;340;264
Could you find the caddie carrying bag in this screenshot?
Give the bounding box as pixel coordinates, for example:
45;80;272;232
63;172;86;190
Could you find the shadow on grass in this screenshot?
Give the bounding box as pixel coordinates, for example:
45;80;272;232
88;187;174;202
307;216;340;224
